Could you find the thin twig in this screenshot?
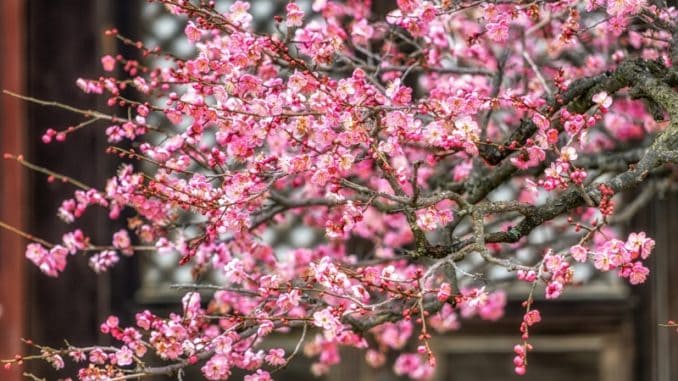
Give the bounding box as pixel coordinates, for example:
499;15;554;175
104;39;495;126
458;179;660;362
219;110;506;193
0;220;54;248
4;154;91;190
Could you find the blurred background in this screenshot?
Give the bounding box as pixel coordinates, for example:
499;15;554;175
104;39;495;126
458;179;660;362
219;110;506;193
1;1;677;380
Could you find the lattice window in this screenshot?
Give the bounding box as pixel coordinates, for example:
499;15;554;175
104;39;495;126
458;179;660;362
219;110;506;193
136;0;315;301
134;0;627;303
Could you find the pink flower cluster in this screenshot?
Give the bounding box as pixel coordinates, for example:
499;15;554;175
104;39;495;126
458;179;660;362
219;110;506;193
586;232;654;284
394;353;435;380
25;243;68;277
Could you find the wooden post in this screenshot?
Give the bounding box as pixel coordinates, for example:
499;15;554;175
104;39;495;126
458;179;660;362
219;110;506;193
0;0;27;380
631;191;678;381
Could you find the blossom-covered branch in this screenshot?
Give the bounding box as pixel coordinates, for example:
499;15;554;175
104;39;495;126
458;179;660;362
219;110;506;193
2;0;677;379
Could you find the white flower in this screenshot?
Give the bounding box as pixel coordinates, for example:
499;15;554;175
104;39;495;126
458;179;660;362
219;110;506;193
115;347;134;367
560;146;578;161
592;91;613;108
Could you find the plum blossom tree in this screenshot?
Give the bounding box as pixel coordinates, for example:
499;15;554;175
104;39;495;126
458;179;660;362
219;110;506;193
2;0;678;379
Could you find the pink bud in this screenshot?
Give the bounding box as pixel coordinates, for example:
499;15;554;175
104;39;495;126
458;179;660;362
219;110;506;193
101;55;116;72
514;345;525;355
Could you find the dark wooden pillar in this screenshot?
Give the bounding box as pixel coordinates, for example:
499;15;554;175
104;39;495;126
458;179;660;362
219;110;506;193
24;0;120;377
0;1;27;380
632;191;678;381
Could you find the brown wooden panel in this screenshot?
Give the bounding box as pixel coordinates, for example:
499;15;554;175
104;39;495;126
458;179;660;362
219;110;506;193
0;1;27;380
24;0;111;377
22;0;147;378
631;190;678;381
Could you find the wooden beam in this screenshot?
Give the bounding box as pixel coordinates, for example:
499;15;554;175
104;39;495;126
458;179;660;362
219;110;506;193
0;0;27;380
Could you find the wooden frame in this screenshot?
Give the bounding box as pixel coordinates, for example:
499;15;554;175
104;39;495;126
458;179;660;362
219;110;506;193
0;1;27;380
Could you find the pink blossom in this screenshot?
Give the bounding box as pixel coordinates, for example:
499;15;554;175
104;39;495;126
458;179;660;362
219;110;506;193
285;3;304;27
586;0;603;10
182;291;202;320
563;113;586;136
88;348;107;365
607;0;642;15
453;160;473;182
532;113;550;130
89;250;119;273
257;320;274;336
429;304;460;333
244;370;272;381
265;348;286;366
112;229;133;256
184;22;201;42
115;347;134;367
377;321;413;349
460;288;506;321
277;289;302;311
351;19;374;45
228;1;252;27
100;55;116;72
571;169;588;185
416;208;438;231
68;349;86;362
545;281;563;299
288;72;308;93
385;79;412;105
25;243;68;277
461;287;488;311
75;78;103;94
523;309;541;326
593;251;612;271
626;232;655;259
517;270;538;282
365;349;386;367
603;239;631;267
135;310;154;330
607;15;629;36
543;251;564;273
312;308;342;338
437;282;452;302
627;262;650;284
486;21;509;42
44;352;65;370
100;315;119;334
570;245;588;262
477;290;507;321
312;0;327;12
202;354;231;380
394;353;434;380
397;0;420;13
